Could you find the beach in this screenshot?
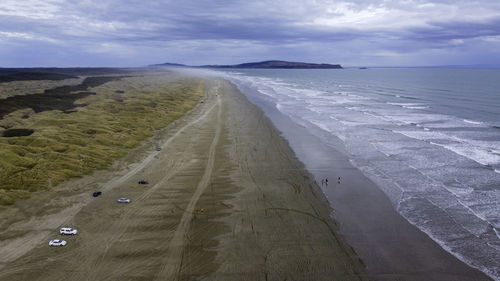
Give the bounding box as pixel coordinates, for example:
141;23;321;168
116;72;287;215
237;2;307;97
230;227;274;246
0;75;365;280
2;0;498;279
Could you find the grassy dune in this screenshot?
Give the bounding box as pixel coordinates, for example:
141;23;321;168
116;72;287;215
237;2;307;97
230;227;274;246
0;74;204;204
0;78;83;100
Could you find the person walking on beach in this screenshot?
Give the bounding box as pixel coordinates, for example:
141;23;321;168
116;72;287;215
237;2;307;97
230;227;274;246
325;178;328;186
338;176;341;184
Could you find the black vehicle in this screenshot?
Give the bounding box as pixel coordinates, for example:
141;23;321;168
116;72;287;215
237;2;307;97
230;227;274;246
138;180;149;184
92;191;102;197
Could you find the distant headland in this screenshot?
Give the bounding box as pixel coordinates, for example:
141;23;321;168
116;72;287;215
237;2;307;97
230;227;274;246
151;60;343;69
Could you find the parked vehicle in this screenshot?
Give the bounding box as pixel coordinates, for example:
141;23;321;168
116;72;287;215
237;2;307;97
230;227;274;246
117;197;131;203
49;239;67;246
138;180;149;184
156;147;162;151
60;227;78;235
93;191;102;197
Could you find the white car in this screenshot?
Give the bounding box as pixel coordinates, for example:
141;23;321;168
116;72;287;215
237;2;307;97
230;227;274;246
117;197;131;203
49;239;67;247
60;227;78;235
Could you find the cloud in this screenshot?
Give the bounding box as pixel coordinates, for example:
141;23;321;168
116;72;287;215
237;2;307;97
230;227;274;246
0;0;500;66
0;0;62;20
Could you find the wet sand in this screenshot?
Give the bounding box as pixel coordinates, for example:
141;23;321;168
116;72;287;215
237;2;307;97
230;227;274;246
0;77;365;280
236;81;494;281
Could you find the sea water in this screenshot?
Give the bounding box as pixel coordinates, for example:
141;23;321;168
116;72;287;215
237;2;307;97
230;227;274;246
219;68;500;280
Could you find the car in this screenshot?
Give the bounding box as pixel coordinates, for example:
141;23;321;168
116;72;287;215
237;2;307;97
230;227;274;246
93;191;102;197
49;239;67;246
60;227;78;235
117;197;131;203
156;147;162;151
138;180;149;184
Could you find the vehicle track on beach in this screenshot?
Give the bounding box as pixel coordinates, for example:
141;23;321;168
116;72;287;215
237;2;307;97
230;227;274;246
0;80;220;280
154;83;222;280
86;84;221;280
87;82;222;280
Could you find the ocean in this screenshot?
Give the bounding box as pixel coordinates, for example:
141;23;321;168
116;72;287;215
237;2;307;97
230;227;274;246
217;68;500;280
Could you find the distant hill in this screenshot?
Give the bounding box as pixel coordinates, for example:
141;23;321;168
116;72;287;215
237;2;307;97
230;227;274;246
151;60;342;69
201;60;342;69
150;62;188;67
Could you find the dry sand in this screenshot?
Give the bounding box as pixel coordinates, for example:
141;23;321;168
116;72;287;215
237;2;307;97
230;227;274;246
0;78;365;280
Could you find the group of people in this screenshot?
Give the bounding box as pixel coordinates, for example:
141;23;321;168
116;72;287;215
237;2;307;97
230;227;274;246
321;177;341;186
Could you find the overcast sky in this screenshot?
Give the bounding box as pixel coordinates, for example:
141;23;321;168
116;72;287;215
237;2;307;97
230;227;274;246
1;0;500;67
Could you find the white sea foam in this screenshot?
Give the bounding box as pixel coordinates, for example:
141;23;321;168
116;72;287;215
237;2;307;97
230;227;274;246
394;130;500;166
387;102;422;107
432;143;500;166
464;119;483;125
221;69;500;281
405;106;429;109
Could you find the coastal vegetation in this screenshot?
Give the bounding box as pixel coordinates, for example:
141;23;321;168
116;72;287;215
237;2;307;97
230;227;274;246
0;78;83;100
0;71;77;83
0;73;204;204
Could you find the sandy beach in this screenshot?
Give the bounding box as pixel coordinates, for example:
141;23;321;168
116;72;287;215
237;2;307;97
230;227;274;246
0;76;366;280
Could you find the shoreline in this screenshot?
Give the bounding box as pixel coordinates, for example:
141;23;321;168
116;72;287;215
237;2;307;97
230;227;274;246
232;77;494;281
0;75;366;280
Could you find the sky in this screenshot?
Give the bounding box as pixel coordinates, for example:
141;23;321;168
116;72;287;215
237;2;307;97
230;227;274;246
1;0;500;67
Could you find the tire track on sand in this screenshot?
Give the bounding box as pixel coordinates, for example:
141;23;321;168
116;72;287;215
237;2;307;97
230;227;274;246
86;86;220;280
0;82;217;273
154;83;222;281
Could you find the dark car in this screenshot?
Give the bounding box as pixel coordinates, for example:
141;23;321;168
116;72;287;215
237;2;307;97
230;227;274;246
138;180;149;184
92;191;102;197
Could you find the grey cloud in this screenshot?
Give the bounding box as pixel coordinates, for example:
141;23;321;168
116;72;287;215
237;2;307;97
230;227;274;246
1;0;500;66
398;16;500;51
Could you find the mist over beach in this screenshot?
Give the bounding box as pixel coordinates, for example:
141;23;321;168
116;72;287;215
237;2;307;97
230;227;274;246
1;0;500;280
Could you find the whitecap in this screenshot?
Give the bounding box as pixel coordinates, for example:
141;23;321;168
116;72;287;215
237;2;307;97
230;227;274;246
464;119;483;125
